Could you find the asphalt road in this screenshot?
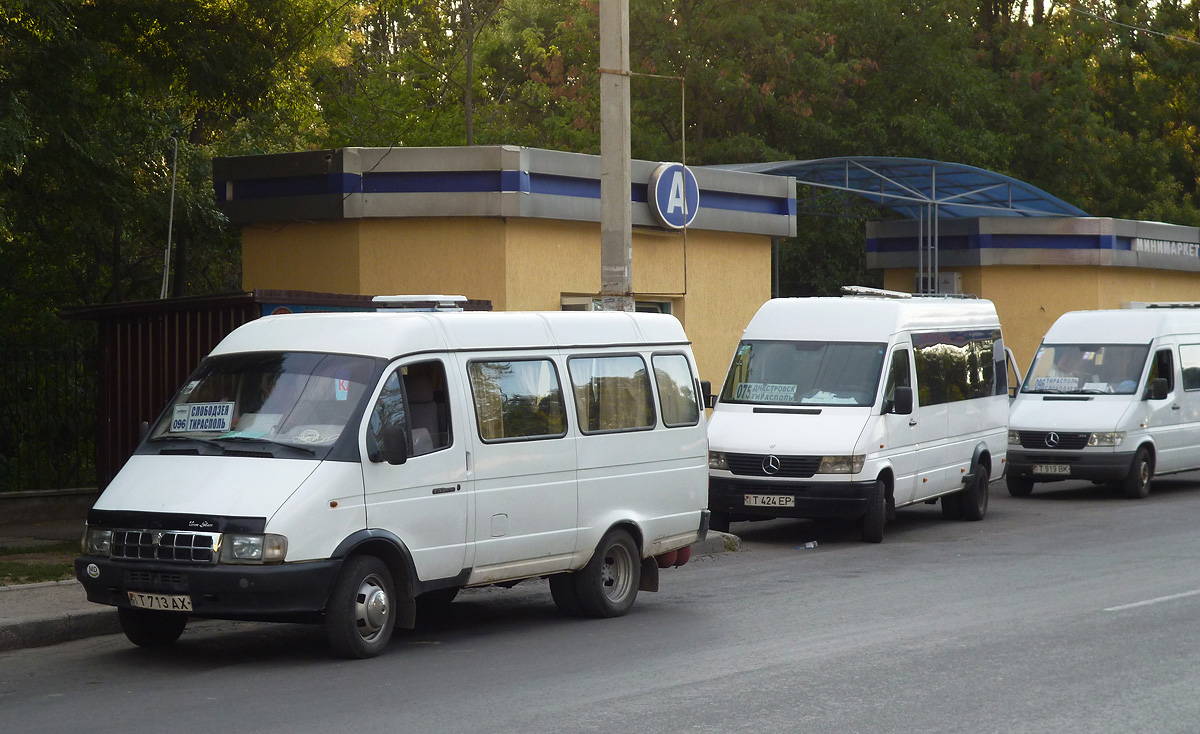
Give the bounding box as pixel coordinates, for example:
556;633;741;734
4;475;1200;733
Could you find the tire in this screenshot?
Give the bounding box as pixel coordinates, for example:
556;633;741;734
573;529;641;618
118;607;187;648
940;492;963;520
1006;474;1034;498
1123;447;1153;499
959;464;990;522
325;555;396;659
709;509;731;534
549;573;584;617
861;479;886;543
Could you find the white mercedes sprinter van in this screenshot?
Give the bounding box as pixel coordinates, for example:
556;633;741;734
75;309;710;658
706;287;1012;542
1007;305;1200;499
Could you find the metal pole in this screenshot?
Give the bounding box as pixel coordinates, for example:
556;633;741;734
160;136;179;300
599;0;633;312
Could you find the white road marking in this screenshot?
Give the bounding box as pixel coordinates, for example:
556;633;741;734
1105;588;1200;612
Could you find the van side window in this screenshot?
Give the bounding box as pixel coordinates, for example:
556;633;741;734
913;330;1002;406
1147;349;1175;393
467;359;567;442
1180;345;1200;391
568;355;656;434
402;361;452;455
368;361;452;458
884;349;911;402
652;354;700;427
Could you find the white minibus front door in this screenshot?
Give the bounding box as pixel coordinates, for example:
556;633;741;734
881;347;918;507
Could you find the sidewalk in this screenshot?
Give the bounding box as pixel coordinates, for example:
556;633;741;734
0;522;739;653
0;519;122;652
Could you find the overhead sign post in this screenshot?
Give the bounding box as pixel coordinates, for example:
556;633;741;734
599;0;634;312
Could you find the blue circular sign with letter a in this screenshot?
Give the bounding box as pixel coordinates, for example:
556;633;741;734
648;162;699;229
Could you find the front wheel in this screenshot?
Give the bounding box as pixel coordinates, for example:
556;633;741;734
861;479;886;543
325;555;396;659
118;607;187;648
1007;474;1034;497
573;529;641;618
1123;447;1153;499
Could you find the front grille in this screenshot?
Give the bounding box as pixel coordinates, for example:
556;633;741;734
125;569;189;592
110;529;219;564
726;453;822;478
1017;431;1090;450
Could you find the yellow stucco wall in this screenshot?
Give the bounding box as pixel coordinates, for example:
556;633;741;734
241;217;771;387
886;265;1200;374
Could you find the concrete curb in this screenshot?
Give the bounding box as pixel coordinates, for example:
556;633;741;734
0;534;741;653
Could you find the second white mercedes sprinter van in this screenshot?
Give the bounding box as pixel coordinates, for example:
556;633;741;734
707;287;1013;542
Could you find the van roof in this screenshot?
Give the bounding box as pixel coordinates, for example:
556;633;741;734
210;310;691;359
742;296;1001;342
1044;308;1200;344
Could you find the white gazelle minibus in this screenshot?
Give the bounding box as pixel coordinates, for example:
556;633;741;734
1007;305;1200;499
75;308;710;658
706;287;1014;542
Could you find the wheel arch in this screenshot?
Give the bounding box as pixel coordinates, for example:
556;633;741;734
966;442;992;484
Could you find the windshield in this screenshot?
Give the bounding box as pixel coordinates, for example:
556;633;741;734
719;340;887;407
1022;344;1150;395
146;352;380;458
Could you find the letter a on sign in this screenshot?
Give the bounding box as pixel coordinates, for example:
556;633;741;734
649;162;700;229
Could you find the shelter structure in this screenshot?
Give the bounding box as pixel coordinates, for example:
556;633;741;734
213;145;796;384
721;157;1200;368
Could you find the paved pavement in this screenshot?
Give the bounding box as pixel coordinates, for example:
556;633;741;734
0;520;738;653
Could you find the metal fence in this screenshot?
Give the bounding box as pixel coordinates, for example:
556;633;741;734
0;339;97;492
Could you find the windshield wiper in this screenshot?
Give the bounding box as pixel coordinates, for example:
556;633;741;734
148;435;227;452
218;436;316;456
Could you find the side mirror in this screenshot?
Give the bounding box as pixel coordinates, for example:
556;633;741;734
889;386;914;415
138;420;150;443
700;380;715;409
1147;377;1169;401
378;423;408;465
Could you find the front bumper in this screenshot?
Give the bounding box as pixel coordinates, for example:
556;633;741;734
708;476;876;520
1006;449;1136;483
74;556;342;623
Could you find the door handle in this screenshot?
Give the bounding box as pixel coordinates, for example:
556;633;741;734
431;485;459;495
909;419;918;426
1172;404;1181;410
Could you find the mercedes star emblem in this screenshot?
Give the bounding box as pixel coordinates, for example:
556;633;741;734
1044;432;1060;448
762;455;781;475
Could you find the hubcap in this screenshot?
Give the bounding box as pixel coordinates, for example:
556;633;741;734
353;574;389;641
600;543;634;603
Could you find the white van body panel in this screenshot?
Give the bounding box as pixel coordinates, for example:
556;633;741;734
94;455;319;519
706;405;872;456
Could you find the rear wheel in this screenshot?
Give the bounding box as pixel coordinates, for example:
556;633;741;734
861;479;886;543
325;555;396;659
118;607;187;648
959;464;990;521
1007;474;1035;497
573;529;641;617
1123;447;1153;499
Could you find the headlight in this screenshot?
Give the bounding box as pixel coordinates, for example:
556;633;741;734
83;527;112;556
709;451;728;470
219;533;288;564
1008;430;1021;445
1088;431;1125;447
818;455;866;474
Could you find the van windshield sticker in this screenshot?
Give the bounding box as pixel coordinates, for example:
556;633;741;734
1033;376;1079;392
170;402;235;433
735;383;797;402
182;380;199;395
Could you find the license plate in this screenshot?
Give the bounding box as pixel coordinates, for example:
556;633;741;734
744;494;795;507
1032;464;1071;475
127;591;193;612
